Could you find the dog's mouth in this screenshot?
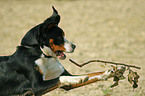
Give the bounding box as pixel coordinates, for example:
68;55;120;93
55;51;66;60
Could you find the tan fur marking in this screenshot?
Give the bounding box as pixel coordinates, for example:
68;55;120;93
49;39;66;53
35;66;43;75
85;71;105;77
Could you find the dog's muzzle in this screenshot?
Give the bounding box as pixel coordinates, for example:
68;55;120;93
70;43;76;53
56;42;75;60
64;38;76;53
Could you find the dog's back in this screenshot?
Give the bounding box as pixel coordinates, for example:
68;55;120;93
0;56;9;64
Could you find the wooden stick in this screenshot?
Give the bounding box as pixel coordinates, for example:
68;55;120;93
69;59;141;69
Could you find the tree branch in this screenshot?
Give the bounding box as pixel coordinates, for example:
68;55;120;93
69;59;141;69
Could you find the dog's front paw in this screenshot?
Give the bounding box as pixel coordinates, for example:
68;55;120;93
60;76;89;86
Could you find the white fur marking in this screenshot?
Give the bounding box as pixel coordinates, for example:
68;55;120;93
89;71;111;80
64;37;74;53
40;46;57;58
35;56;64;81
60;76;89;86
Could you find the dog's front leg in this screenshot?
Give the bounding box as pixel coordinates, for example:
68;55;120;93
59;75;89;86
60;69;115;90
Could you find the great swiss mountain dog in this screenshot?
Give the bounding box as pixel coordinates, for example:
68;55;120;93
0;6;117;96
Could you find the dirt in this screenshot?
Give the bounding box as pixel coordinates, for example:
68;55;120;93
0;0;145;96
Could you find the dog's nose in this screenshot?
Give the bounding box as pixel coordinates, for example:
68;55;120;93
71;44;76;49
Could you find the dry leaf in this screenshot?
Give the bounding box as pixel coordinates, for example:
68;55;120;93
128;69;140;89
111;81;118;88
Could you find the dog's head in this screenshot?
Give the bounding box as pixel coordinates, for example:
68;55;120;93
21;6;75;60
39;6;76;60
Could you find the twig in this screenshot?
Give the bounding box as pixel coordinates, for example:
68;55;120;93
69;59;141;69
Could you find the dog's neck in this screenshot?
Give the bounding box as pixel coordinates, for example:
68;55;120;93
20;45;54;59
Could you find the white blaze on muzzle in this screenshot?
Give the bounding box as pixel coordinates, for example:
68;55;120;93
64;37;76;53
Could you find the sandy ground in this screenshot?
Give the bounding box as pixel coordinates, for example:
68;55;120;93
0;0;145;96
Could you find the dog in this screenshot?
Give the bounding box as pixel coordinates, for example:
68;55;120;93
0;6;117;96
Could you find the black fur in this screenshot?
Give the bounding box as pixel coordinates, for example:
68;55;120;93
0;6;71;96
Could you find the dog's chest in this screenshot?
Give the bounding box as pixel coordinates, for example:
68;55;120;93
35;57;64;81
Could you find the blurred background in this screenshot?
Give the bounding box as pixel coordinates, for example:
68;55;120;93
0;0;145;96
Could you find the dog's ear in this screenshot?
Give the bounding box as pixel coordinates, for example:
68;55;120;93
43;6;60;27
